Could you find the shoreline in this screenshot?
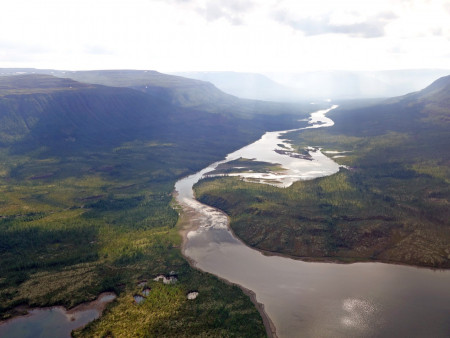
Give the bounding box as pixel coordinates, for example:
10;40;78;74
0;292;116;331
200;194;449;271
220;205;450;271
252;247;450;271
171;102;448;337
173;174;446;338
173;193;278;338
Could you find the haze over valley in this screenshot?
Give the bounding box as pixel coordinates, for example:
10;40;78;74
0;0;449;337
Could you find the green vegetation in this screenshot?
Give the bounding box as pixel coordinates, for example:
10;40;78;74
0;137;267;336
194;77;450;268
74;271;265;337
0;148;266;336
0;73;305;335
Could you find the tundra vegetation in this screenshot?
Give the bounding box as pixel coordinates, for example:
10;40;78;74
0;72;314;336
194;76;450;268
0;142;267;337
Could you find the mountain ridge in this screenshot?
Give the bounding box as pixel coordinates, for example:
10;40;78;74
193;75;450;268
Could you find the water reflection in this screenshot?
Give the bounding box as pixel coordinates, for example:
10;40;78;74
217;105;340;187
175;107;450;337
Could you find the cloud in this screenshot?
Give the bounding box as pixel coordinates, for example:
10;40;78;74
195;0;254;25
83;45;113;55
273;11;398;38
431;27;443;36
0;40;51;54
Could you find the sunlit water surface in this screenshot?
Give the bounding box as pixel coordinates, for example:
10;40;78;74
175;106;450;337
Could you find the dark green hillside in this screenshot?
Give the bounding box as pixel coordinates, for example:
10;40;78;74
1;69;236;111
195;76;450;268
1;73;310;335
0;74;305;156
56;69;238;110
1;68;319;116
0;76;172;150
57;69;318;118
329;74;450;136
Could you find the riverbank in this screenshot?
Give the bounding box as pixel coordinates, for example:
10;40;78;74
0;293;116;337
175;180;450;337
229;221;449;270
174;194;277;338
172;105;450;337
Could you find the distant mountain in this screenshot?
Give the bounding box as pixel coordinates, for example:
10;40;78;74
0;74;92;94
0;73;309;157
0;68;240;111
330;75;450;136
56;70;315;115
0;72;311;330
57;70;241;111
266;69;450;100
194;75;450;268
0;68;313;116
3;68;449;101
0;74;175;151
172;71;301;102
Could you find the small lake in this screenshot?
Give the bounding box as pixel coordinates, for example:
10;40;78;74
175;107;450;337
0;293;116;338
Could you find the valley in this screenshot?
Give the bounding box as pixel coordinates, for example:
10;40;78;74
194;76;450;268
176;104;450;337
2;1;450;337
0;70;448;337
0;71;309;336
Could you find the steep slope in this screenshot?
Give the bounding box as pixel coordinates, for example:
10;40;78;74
330;75;450;137
0;68;315;116
56;70;239;110
57;69;316;117
194;76;450;268
0;75;172;149
0;73;310;334
0;74;307;156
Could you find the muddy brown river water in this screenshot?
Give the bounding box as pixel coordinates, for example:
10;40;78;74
175;106;450;337
1;107;449;337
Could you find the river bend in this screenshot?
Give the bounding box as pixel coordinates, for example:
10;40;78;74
175;107;450;338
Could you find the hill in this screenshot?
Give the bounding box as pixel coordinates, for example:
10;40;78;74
0;73;311;335
0;74;308;154
194;76;450;268
0;68;314;116
56;69;239;111
267;69;450;100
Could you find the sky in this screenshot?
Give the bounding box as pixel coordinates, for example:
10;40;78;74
1;0;449;72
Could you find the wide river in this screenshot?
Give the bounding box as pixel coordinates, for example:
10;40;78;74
175;107;450;338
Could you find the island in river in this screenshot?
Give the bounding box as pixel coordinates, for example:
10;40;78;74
175;102;450;337
195;77;450;269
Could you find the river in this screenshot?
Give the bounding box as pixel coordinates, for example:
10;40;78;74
174;106;450;337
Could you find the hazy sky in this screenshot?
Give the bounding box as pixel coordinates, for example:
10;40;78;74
1;0;449;72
